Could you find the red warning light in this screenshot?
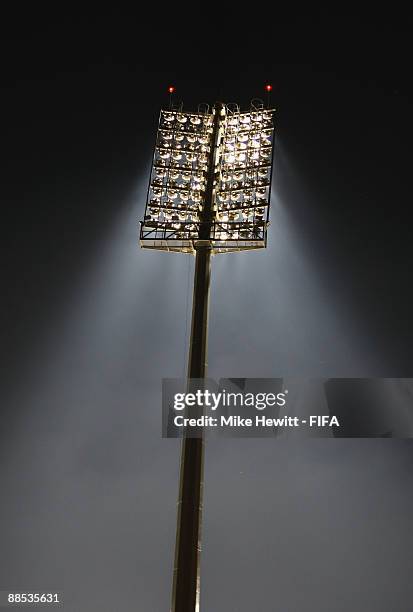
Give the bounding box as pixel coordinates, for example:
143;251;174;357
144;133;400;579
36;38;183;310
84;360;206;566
265;84;273;92
168;86;175;94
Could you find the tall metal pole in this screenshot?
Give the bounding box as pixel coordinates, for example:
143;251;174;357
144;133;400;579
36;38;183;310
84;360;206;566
171;103;223;612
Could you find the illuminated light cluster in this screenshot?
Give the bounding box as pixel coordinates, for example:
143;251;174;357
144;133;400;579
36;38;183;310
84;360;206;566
140;102;275;253
214;108;275;244
143;110;214;243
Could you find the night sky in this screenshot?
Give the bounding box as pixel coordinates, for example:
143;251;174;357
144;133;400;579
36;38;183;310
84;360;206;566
1;13;413;611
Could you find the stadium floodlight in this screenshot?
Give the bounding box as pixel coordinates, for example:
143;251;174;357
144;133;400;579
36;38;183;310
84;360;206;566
139;89;276;612
140;98;275;253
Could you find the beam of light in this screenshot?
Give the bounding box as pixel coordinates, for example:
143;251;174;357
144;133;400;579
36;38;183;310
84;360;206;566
1;175;193;610
201;139;413;609
208;139;384;379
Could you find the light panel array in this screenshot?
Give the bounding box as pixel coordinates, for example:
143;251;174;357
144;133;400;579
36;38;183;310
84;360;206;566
140;104;275;253
213;108;275;251
140;109;214;253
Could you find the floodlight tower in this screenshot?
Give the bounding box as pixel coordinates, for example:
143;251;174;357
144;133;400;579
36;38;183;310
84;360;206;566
140;89;276;612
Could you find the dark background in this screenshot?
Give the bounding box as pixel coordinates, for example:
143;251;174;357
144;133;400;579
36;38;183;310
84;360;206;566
1;12;412;611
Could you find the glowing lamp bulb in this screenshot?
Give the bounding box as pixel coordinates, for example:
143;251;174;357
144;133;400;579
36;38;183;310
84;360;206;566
168;86;175;94
265;84;272;92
